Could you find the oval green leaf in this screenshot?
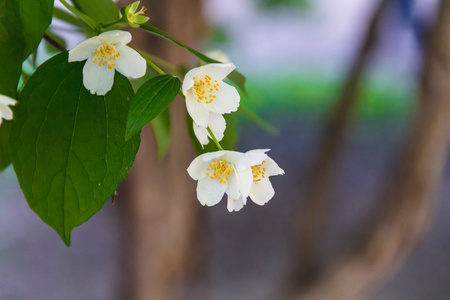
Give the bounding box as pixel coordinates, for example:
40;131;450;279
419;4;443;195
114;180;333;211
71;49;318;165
0;0;54;96
126;74;180;140
72;0;120;24
10;52;140;246
0;0;54;171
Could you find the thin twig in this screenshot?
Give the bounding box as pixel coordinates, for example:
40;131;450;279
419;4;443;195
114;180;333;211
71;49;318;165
43;33;67;52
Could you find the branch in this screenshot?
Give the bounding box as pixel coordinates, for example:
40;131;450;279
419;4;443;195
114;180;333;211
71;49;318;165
43;34;67;52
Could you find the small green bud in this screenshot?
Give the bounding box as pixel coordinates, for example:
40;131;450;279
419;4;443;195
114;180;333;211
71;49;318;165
124;1;150;28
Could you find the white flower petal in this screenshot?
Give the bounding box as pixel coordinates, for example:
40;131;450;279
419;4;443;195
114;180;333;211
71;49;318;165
263;157;285;176
0;95;17;123
114;45;146;78
249;178;275;206
198;63;236;81
226;169;240;200
82;56;115;95
222;151;253;171
68;36;102;62
237;167;253;199
0;103;13;120
206;81;240;114
246;149;269;166
200;150;227;162
227;195;246;212
197;176;227;207
208;112;226;142
182;66;201;95
186;91;209;126
187;155;209;180
193;122;210;147
98;30;132;45
0;95;17;106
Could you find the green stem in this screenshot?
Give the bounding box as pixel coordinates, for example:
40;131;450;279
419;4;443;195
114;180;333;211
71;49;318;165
59;0;100;32
136;48;185;98
138;50;180;75
207;127;224;151
138;50;166;75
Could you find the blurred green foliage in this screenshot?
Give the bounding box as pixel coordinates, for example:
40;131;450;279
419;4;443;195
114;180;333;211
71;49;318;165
257;0;310;11
244;73;415;121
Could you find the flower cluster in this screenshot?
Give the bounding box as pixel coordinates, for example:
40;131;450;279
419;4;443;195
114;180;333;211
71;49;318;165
0;95;17;126
66;26;283;212
187;149;284;212
183;61;284;212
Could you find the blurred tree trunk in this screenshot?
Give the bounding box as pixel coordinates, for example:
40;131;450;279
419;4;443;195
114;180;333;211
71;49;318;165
117;1;205;299
287;1;450;299
291;0;389;282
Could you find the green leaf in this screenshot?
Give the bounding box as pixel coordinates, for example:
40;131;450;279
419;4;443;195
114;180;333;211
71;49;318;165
0;122;12;171
126;75;180;140
72;0;120;24
0;0;53;96
10;52;140;246
151;109;171;160
140;23;247;93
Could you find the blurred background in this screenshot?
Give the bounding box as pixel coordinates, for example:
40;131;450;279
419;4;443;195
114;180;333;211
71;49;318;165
1;0;449;299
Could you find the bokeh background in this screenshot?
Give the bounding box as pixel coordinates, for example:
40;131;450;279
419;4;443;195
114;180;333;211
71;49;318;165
1;0;449;299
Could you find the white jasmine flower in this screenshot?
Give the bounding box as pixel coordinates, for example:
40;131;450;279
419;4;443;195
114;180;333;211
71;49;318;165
0;95;17;126
182;63;240;131
125;1;150;28
187;150;254;208
227;149;284;212
69;30;146;95
247;149;285;206
192;112;226;147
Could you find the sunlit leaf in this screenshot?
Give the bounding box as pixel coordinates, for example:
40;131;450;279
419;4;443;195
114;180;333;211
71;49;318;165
126;75;180;140
72;0;120;24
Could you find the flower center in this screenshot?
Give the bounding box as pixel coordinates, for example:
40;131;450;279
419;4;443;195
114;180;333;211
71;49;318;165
206;160;233;184
91;43;121;70
193;75;220;104
251;161;266;183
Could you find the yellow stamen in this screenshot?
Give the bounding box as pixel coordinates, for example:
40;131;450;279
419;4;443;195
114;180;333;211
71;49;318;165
207;160;233;184
193;75;220;104
251;161;266;183
92;43;120;70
